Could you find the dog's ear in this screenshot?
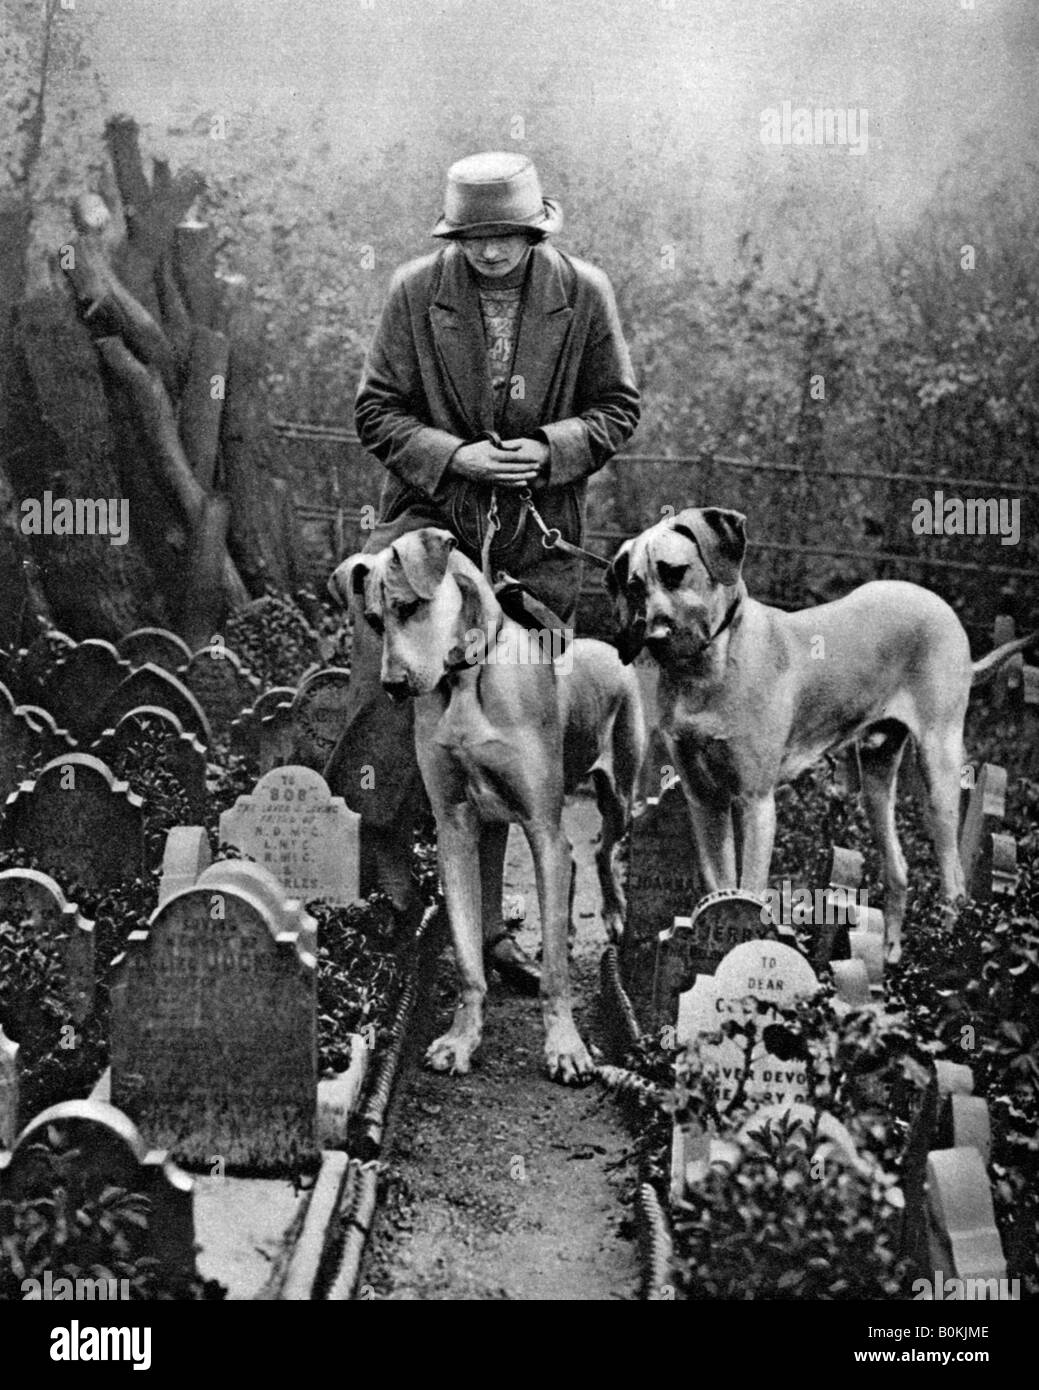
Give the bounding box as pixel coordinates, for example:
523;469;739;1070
671;508;747;587
392;528;457;600
328;554;371;608
446;571;493;668
605;540;646;665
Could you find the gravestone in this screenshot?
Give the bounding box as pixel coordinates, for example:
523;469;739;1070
0;869;95;1022
44;639;132;742
99;663;213;749
926;1147;1007;1285
230;686;299;773
809;845;860;969
291;668;351;771
14;629;76;704
117;627;192;674
258;702;297;774
16;704;77;761
110;886;318;1172
959;764;1014;900
93;706;208;821
2;754;146;896
739;1102;867;1175
0;1098;196;1276
198;859;317;955
0;684;47;796
0;1028;19;1148
219;766;360;907
653;889;769;1028
158;827;212;905
676;939;820;1113
622;785;701;1024
181;646;261;742
991;614;1023;707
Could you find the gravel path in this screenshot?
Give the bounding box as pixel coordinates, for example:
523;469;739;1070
359;796;639;1301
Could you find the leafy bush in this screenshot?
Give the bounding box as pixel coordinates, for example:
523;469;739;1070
0;1143;224;1302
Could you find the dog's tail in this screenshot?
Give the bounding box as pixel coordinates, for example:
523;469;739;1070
971;632;1038;687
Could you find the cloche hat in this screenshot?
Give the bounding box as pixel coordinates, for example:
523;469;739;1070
432;152;563;239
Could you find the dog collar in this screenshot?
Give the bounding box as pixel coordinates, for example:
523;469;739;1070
704;593;742;648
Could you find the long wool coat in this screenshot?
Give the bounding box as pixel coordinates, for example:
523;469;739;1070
353;238;640;616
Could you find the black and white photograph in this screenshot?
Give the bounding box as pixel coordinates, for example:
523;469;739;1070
0;0;1036;1352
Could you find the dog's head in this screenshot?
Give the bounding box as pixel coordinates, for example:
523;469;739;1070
328;528;492;699
606;507;747;666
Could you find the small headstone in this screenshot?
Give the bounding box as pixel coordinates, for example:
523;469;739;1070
291;668;351;771
926;1147;1006;1284
181;646;261;742
258;702;297;773
0;684;47;796
117;627;193;674
158;827;212;906
44;639;132;742
941;1095;992;1165
0;869;95;1022
219;766;360;907
0;1027;19;1148
653;889;770;1027
198;859;317;955
677;939;820;1115
622;786;701;1023
739;1102;867;1174
959;764;1008;899
93;706;208;821
99;663;213;749
0;1098;196;1276
2;754;146;896
14;629;76;704
848;904;885;988
229;686;298;774
15;704;77;761
110;886;318;1172
991;615;1023;706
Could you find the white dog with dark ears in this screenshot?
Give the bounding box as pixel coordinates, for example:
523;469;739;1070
329;527;646;1083
607;507;1035;961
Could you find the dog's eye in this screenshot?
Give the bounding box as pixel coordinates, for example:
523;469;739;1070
365;610;385;636
394;599;422;622
657;562;688;591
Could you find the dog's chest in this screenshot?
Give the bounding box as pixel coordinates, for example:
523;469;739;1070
429;682;527;822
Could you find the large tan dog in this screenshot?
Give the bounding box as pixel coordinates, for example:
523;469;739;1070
607;507;1034;960
330;528;646;1083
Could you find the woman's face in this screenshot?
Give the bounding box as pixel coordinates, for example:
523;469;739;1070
456;233;533;277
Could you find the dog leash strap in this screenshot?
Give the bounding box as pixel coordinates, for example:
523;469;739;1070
518;488;612;571
480;487;500;581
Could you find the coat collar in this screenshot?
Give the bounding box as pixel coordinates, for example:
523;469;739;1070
430;242;574;437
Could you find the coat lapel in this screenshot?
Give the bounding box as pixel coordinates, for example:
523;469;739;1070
430;244;496;435
504;245;574;435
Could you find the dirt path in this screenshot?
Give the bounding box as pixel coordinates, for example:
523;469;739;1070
359;795;638;1301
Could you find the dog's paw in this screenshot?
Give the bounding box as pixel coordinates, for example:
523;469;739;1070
544;1027;594;1086
426;1032;478;1075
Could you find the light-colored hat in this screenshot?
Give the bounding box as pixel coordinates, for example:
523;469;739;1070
432;152;563;239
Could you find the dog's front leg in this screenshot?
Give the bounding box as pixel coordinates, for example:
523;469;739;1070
737;791;777;892
526;823;593;1084
426;802;486;1075
681;789;738;892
